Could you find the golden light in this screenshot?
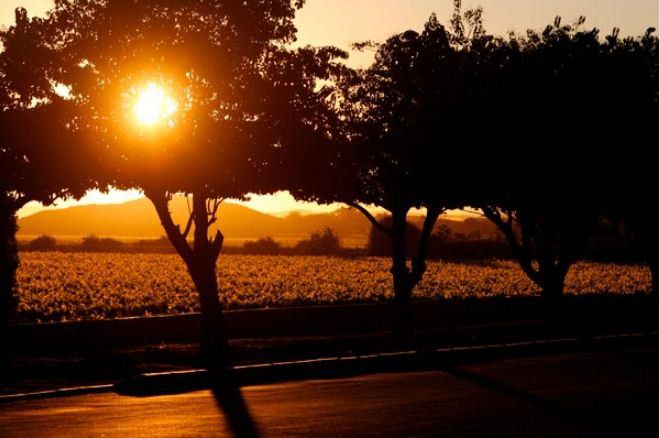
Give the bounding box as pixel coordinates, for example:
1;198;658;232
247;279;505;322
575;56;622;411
133;82;178;126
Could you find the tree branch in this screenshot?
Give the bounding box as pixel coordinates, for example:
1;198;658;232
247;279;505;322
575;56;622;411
411;206;444;285
210;229;224;262
181;212;194;240
348;202;392;235
208;198;223;226
482;206;541;285
146;190;193;264
192;191;210;254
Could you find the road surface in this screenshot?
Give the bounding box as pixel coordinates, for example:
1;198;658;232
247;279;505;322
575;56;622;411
0;346;657;437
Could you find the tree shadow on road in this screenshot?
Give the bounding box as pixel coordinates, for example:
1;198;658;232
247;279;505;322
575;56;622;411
210;369;260;438
440;364;627;436
114;366;260;437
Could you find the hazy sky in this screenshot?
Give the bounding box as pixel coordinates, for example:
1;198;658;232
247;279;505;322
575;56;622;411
3;0;658;217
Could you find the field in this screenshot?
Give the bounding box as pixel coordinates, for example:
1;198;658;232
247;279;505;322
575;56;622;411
16;252;651;323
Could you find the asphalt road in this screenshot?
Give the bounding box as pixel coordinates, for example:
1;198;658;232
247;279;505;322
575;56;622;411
0;346;657;437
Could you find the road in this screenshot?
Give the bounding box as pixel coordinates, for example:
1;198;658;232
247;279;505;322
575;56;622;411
0;346;657;437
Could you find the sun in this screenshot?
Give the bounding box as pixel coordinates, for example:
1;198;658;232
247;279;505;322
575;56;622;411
133;82;178;126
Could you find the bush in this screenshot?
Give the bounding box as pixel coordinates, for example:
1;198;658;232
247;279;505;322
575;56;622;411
132;236;174;253
28;235;57;251
294;228;341;255
81;235;124;252
242;237;282;255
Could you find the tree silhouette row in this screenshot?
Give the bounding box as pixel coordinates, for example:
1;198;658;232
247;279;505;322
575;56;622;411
0;0;657;369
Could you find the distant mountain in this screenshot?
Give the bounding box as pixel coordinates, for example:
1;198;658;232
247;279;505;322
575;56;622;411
17;196;499;243
17;196;372;241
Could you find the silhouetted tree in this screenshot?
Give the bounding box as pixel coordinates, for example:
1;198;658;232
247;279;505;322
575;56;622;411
294;12;489;339
366;216;421;258
602;27;659;297
39;0;345;367
0;8;95;374
474;18;658;320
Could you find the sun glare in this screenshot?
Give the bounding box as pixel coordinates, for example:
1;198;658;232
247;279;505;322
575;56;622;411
133;82;177;126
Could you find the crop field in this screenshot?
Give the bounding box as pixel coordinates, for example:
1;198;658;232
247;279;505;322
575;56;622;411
15;252;651;323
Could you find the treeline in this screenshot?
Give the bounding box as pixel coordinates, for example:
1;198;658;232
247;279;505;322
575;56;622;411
20;222;650;263
367;219;652;263
19;229;348;256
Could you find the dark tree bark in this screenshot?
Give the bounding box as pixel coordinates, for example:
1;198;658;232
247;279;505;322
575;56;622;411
620;213;658;301
0;197;19;379
482;207;578;325
648;257;659;299
148;190;227;368
389;208;414;339
638;215;659;300
355;204;442;341
538;267;567;325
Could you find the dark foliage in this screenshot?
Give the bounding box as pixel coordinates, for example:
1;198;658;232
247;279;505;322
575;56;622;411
294;228;341;255
0;196;18;375
27;235;57;251
292;4;501;337
470;17;659;319
366;217;421;258
7;0;348;367
242;237;283;255
0;8;97;373
80;235;125;252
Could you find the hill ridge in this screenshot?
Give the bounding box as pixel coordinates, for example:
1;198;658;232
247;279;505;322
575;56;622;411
17;196;498;242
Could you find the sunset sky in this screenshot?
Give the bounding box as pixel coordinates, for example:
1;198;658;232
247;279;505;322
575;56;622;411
3;0;658;218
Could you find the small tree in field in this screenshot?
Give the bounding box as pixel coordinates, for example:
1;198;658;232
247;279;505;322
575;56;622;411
0;8;95;373
38;0;345;366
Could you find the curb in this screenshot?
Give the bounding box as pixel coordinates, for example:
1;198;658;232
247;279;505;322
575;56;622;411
0;384;114;404
11;294;655;354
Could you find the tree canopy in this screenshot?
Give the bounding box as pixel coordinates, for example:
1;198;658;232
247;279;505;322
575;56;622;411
9;0;348;364
473;17;659;311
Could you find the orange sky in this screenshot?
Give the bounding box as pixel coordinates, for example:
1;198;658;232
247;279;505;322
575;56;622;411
3;0;658;218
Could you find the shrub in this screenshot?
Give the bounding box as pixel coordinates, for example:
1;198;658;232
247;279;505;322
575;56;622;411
295;228;341;255
28;235;57;251
81;235;124;252
132;236;174;253
242;237;282;255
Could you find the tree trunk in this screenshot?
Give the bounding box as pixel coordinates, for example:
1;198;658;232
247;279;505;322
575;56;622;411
0;204;18;379
147;190;227;369
650;263;658;299
540;271;565;327
391;273;414;341
642;228;659;300
190;193;227;369
190;262;228;369
647;254;658;303
390;209;413;341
